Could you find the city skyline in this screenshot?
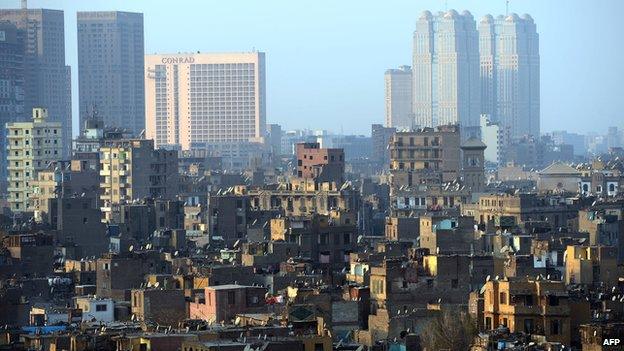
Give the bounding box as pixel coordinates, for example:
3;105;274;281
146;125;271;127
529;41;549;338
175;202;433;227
2;0;623;137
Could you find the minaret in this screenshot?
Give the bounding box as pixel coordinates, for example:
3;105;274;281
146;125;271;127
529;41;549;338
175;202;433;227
461;138;487;193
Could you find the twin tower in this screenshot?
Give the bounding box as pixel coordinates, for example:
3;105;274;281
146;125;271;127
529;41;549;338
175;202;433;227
387;10;539;141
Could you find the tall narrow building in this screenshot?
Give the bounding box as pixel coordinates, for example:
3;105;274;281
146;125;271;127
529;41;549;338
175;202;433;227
77;11;145;137
0;21;25;193
384;66;413;129
0;7;72;158
6;108;63;213
479;14;539;139
144;52;266;150
412;10;480;133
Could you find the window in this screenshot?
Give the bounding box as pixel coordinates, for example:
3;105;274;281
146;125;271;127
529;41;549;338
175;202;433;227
499;292;507;304
227;291;235;305
96;304;107;312
548;296;559;306
524;319;534;333
550;320;560;335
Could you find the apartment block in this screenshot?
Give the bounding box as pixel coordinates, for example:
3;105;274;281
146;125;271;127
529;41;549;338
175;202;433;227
482;278;571;345
389;125;461;189
295;142;344;184
99;139;178;223
6;108;62;213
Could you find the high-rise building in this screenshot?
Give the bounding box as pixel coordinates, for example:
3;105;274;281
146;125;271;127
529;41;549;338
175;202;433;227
6;108;63;213
479;14;539;140
77;11;145;137
0;7;72;158
384;66;413;129
144;52;266;150
412;10;480;131
0;21;25;193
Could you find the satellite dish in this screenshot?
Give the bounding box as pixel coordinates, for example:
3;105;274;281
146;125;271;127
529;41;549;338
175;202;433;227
129;245;134;252
154;282;160;288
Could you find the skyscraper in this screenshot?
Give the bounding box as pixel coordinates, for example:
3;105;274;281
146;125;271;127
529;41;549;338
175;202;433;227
0;7;72;158
412;10;480;132
77;11;145;137
0;21;25;193
479;14;539;140
384;66;413;129
144;52;266;150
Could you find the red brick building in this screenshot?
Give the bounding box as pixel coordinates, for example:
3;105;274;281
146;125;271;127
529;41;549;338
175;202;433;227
295;143;344;183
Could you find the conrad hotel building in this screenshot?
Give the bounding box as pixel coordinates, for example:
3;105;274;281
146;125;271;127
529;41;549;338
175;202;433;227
145;52;266;150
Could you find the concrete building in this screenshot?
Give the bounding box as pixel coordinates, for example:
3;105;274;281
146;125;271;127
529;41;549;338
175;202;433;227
479;14;540;139
145;52;266;150
384;66;413;129
0;6;72;157
77;11;145;136
73;296;114;323
295;142;344;184
99;139;178;223
480;114;509;165
412;10;480;132
131;288;186;326
189;285;267;323
388;125;461;189
371;124;395;168
0;21;25;193
481;278;571;345
564;245;618;287
6;108;63;213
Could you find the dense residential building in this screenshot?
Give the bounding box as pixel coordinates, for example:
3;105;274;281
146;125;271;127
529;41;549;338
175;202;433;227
412;10;480;133
389;125;461;188
0;6;72;158
0;21;25;193
77;11;145;136
99;139;178;222
480;114;510;165
295;142;344;183
479;278;574;346
384;66;413;129
479;14;540;139
6;108;62;213
144;52;266;150
371;124;395;168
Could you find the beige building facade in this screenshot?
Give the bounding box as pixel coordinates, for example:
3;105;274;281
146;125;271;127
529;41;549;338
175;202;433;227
6;108;63;213
145;52;266;150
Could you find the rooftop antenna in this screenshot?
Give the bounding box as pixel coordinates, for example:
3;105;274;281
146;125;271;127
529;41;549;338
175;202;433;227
506;0;510;16
21;0;27;10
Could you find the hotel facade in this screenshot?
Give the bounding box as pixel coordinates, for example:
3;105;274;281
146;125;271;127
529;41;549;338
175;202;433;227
145;52;266;150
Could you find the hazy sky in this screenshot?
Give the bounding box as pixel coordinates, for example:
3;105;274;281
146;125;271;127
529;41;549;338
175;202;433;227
5;0;624;136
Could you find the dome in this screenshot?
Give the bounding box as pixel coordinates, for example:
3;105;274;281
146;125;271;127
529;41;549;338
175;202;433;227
505;13;520;22
461;10;473;18
521;13;534;22
419;10;433;20
480;14;494;23
444;9;459;19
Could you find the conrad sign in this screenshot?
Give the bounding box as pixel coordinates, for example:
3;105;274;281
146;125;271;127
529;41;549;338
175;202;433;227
161;57;195;64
